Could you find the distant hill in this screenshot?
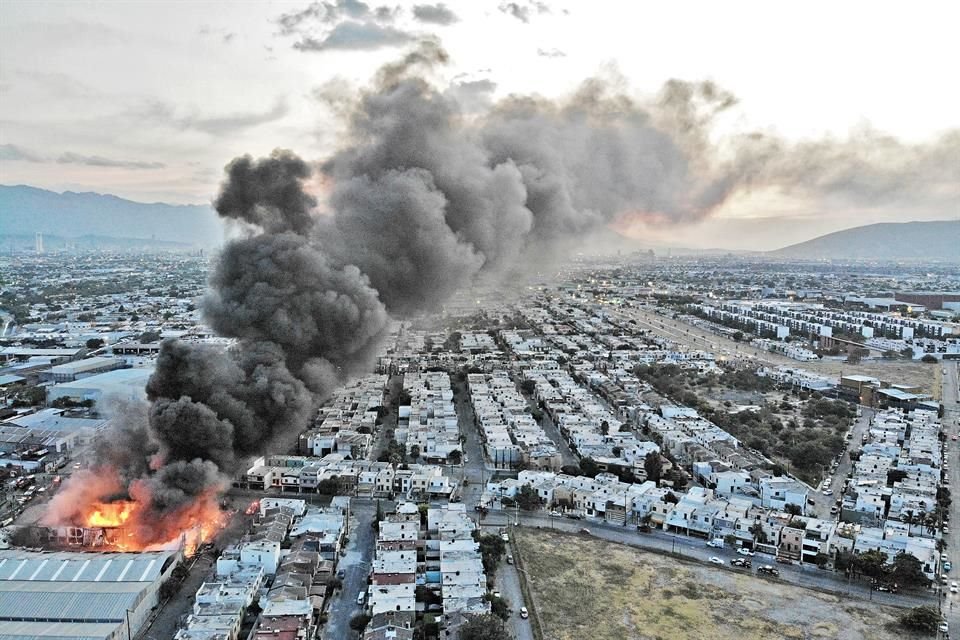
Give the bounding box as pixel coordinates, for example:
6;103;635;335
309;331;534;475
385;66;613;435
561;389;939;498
0;184;223;247
770;220;960;261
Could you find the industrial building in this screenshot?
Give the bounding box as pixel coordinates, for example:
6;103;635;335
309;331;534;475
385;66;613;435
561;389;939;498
0;549;180;640
46;367;153;405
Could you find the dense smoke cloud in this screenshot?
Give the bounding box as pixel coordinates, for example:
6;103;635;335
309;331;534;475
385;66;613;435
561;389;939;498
61;41;958;543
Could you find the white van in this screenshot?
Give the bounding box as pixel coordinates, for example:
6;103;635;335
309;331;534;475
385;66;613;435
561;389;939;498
357;591;366;606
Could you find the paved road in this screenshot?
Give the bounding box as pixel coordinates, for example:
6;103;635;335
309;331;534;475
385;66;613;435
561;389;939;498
942;359;960;634
482;509;935;611
323;502;375;640
807;407;874;520
497;555;534;640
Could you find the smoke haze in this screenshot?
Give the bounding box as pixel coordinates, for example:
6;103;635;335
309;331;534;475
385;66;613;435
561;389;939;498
57;41;958;543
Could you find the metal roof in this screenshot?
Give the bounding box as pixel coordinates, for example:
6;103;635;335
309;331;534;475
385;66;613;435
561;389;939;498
0;550;172;583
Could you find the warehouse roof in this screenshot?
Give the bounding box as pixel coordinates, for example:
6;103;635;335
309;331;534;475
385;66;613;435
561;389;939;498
0;550;173;583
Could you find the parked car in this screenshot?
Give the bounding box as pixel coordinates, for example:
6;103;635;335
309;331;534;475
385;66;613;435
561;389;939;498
757;565;780;576
706;539;724;548
945;561;953;572
939;621;949;633
357;591;366;605
731;558;751;568
776;557;793;565
549;510;562;517
579;528;591;535
506;555;514;564
736;548;754;557
519;606;529;619
336;569;345;580
501;533;509;543
708;557;724;565
565;513;583;520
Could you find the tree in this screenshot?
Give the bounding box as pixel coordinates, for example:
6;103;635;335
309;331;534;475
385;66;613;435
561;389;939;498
921;354;938;363
856;549;889;580
749;522;767;545
349;613;371;635
409;444;420;461
460;614;512;640
600;420;610;436
475;533;506;575
900;347;915;359
784;503;803;518
139;330;161;343
888;552;930;589
520;379;536;395
448;450;462;465
732;331;744;342
487;593;510;620
85;337;104;349
579;457;600;478
899;606;941;633
516;484;542;511
813;553;831;568
643;451;663;486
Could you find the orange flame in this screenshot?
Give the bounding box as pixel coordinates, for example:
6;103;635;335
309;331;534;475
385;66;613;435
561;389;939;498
44;467;230;556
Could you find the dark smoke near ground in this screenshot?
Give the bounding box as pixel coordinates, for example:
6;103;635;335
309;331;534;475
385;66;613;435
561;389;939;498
70;41;958;539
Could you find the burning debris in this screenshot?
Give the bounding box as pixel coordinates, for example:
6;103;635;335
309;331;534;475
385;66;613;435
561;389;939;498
41;41;959;550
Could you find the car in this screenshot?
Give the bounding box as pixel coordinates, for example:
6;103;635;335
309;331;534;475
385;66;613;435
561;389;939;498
942;553;950;562
357;591;366;606
946;562;953;572
736;548;754;556
493;591;501;599
952;581;958;590
501;533;509;543
939;621;949;633
953;435;958;441
565;513;583;520
579;527;591;535
506;555;514;564
708;557;724;565
951;585;958;594
830;506;839;515
731;558;752;568
549;510;562;517
336;569;345;580
519;606;529;619
757;565;780;576
706;539;724;548
776;557;793;565
822;489;833;496
945;525;951;534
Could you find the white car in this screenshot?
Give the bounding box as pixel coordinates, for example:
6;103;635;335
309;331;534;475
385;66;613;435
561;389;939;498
737;548;755;557
706;539;724;548
822;489;833;496
708;557;724;565
939;621;949;633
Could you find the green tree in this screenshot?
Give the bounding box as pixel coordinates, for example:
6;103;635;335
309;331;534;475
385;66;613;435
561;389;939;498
139;330;161;343
409;444;420;461
579;457;600;478
515;484;542;511
459;614;512;640
856;549;889;580
784;503;803;518
349;613;371;635
899;606;941;633
520;379;536;395
474;532;506;575
85;337;104;349
448;450;462;465
487;593;510;620
888;552;930;589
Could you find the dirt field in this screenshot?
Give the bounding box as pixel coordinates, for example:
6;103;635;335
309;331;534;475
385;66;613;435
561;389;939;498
514;529;922;640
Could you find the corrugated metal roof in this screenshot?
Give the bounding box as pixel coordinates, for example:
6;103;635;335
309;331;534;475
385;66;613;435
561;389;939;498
0;550;171;583
0;619;118;639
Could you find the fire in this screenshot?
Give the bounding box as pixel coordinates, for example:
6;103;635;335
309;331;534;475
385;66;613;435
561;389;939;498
85;500;137;528
43;468;230;556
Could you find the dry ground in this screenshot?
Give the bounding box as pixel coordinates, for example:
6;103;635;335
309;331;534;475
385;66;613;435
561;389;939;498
514;528;923;640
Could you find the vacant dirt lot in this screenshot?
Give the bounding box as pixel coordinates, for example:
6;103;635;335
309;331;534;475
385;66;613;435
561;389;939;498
515;529;922;640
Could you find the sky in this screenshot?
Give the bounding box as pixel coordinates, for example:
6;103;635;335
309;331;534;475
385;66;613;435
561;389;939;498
1;0;958;250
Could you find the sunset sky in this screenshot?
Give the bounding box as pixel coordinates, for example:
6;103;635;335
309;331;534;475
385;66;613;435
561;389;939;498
1;0;958;250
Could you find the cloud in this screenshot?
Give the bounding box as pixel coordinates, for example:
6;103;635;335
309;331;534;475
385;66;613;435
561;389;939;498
499;1;551;23
293;21;415;52
0;143;164;169
0;143;44;162
56;152;166;169
137;99;290;135
412;3;459;25
537;47;566;58
277;0;389;35
446;79;497;112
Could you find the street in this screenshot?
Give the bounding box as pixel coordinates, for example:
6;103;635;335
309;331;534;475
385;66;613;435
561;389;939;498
807;406;875;520
497;556;534;640
941;359;960;633
323;501;376;640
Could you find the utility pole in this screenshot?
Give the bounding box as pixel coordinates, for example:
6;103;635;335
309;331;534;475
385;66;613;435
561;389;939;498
126;609;132;640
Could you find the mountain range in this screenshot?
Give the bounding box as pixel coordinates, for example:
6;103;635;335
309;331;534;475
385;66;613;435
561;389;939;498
770;220;960;261
0;184;222;247
1;184;956;260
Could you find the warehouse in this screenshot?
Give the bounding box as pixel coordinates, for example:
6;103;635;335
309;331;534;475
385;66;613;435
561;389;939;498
0;549;180;640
